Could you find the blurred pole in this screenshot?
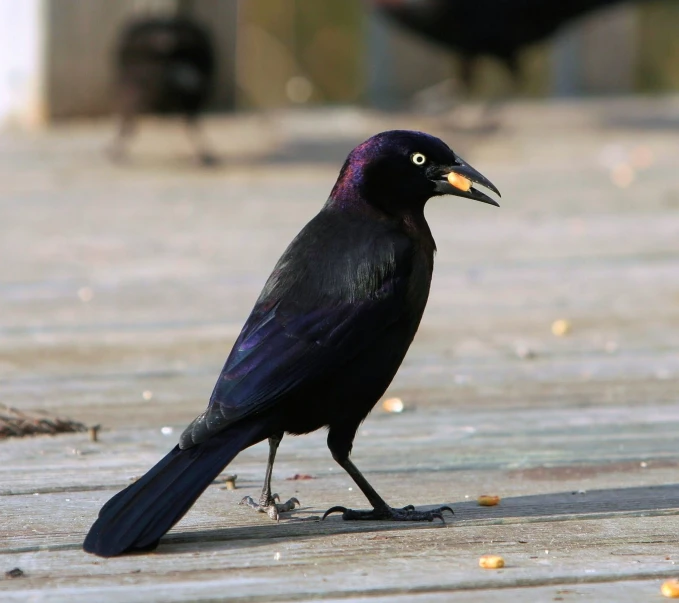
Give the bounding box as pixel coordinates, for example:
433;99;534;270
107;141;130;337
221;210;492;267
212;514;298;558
365;7;395;109
189;0;239;111
365;6;451;109
551;4;637;97
551;25;582;97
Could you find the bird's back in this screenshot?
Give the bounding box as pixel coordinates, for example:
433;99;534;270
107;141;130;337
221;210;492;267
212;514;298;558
378;0;637;63
181;206;435;446
116;16;215;115
261;207;435;434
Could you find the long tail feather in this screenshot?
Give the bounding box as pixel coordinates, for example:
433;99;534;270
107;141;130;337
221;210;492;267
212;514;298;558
83;422;267;557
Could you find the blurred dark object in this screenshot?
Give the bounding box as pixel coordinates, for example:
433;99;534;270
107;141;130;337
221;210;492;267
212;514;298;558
108;14;218;165
373;0;653;90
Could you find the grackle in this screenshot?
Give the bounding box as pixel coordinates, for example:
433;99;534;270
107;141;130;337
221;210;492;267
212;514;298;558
107;15;217;165
84;130;500;557
373;0;650;90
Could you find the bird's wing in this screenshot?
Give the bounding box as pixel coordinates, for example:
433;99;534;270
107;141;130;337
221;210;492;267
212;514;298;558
179;269;408;449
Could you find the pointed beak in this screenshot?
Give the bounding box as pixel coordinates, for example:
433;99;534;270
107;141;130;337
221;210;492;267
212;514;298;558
433;161;501;207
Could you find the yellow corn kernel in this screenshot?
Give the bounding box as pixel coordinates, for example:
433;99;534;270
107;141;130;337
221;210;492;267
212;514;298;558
661;579;679;598
479;554;505;569
477;494;501;506
447;172;472;192
551;319;571;336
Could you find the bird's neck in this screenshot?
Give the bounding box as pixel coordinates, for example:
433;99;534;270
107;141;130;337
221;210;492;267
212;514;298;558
328;158;365;210
327;160;435;253
401;211;437;258
329;175;427;219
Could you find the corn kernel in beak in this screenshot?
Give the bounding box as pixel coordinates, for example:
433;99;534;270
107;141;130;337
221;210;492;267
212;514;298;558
447;172;472;192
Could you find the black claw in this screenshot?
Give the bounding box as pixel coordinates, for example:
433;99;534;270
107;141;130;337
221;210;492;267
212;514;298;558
322;506;349;520
198;153;220;167
321;504;454;523
430;506;454;524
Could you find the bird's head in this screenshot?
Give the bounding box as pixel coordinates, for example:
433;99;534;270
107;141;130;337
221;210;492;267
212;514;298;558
329;130;500;215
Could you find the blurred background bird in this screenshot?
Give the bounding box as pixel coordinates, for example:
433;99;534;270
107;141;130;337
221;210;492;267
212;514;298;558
108;10;218;165
372;0;661;94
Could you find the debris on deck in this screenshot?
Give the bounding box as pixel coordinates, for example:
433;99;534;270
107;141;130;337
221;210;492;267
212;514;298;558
0;404;88;440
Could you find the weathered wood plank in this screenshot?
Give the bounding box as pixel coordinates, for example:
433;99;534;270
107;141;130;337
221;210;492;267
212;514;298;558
1;516;677;601
1;99;679;600
3;402;679;496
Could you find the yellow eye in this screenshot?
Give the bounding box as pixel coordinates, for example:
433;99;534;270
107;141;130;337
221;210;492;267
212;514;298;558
411;152;426;166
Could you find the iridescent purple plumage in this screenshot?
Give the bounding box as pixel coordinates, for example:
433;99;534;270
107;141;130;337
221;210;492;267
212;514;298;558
84;130;499;557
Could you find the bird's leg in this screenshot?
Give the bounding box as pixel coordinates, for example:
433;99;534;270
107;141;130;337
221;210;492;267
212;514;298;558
184;116;219;166
106;114;136;162
477;53;519;129
239;432;299;521
323;432;453;523
504;53;521;93
459;54;475;95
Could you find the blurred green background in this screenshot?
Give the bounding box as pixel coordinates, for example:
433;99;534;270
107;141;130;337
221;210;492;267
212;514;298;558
2;0;679;127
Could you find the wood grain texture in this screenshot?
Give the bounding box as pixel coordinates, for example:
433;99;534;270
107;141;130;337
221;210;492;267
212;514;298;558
1;98;678;601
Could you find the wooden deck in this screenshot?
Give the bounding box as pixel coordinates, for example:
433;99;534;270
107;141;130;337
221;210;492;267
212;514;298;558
1;98;679;601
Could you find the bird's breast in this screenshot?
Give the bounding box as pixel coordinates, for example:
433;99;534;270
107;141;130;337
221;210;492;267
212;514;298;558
405;246;434;322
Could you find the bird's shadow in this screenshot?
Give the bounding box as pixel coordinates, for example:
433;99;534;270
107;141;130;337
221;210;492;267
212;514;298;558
155;483;679;555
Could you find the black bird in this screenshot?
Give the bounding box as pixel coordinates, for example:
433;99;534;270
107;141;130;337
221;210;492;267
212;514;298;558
108;15;217;164
373;0;647;89
83;130;500;558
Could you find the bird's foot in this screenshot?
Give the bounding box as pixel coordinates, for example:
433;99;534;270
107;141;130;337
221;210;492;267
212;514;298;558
322;504;453;523
239;493;300;521
197;152;220;167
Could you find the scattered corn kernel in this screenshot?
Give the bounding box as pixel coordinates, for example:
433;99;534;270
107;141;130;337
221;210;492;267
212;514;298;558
610;163;635;188
77;286;94;302
631;145;654;169
477;494;500;506
382;397;404;413
551;319;571;336
661;579;679;598
447;172;472;192
479;554;504;569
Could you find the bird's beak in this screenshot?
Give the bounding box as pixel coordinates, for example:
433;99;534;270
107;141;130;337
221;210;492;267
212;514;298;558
433;161;501;207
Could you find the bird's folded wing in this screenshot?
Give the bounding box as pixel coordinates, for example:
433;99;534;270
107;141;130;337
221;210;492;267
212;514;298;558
179;279;405;448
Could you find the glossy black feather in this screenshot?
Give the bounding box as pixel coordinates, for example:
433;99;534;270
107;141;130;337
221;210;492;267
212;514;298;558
375;0;652;74
84;130;491;556
180;209;416;448
83;421;269;557
116;16;215;116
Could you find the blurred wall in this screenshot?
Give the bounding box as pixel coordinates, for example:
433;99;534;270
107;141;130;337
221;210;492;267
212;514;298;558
46;0;139;119
237;0;679;110
2;0;679;125
187;0;239;111
235;0;364;108
637;1;679;91
1;0;237;126
551;4;637;97
0;0;46;128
